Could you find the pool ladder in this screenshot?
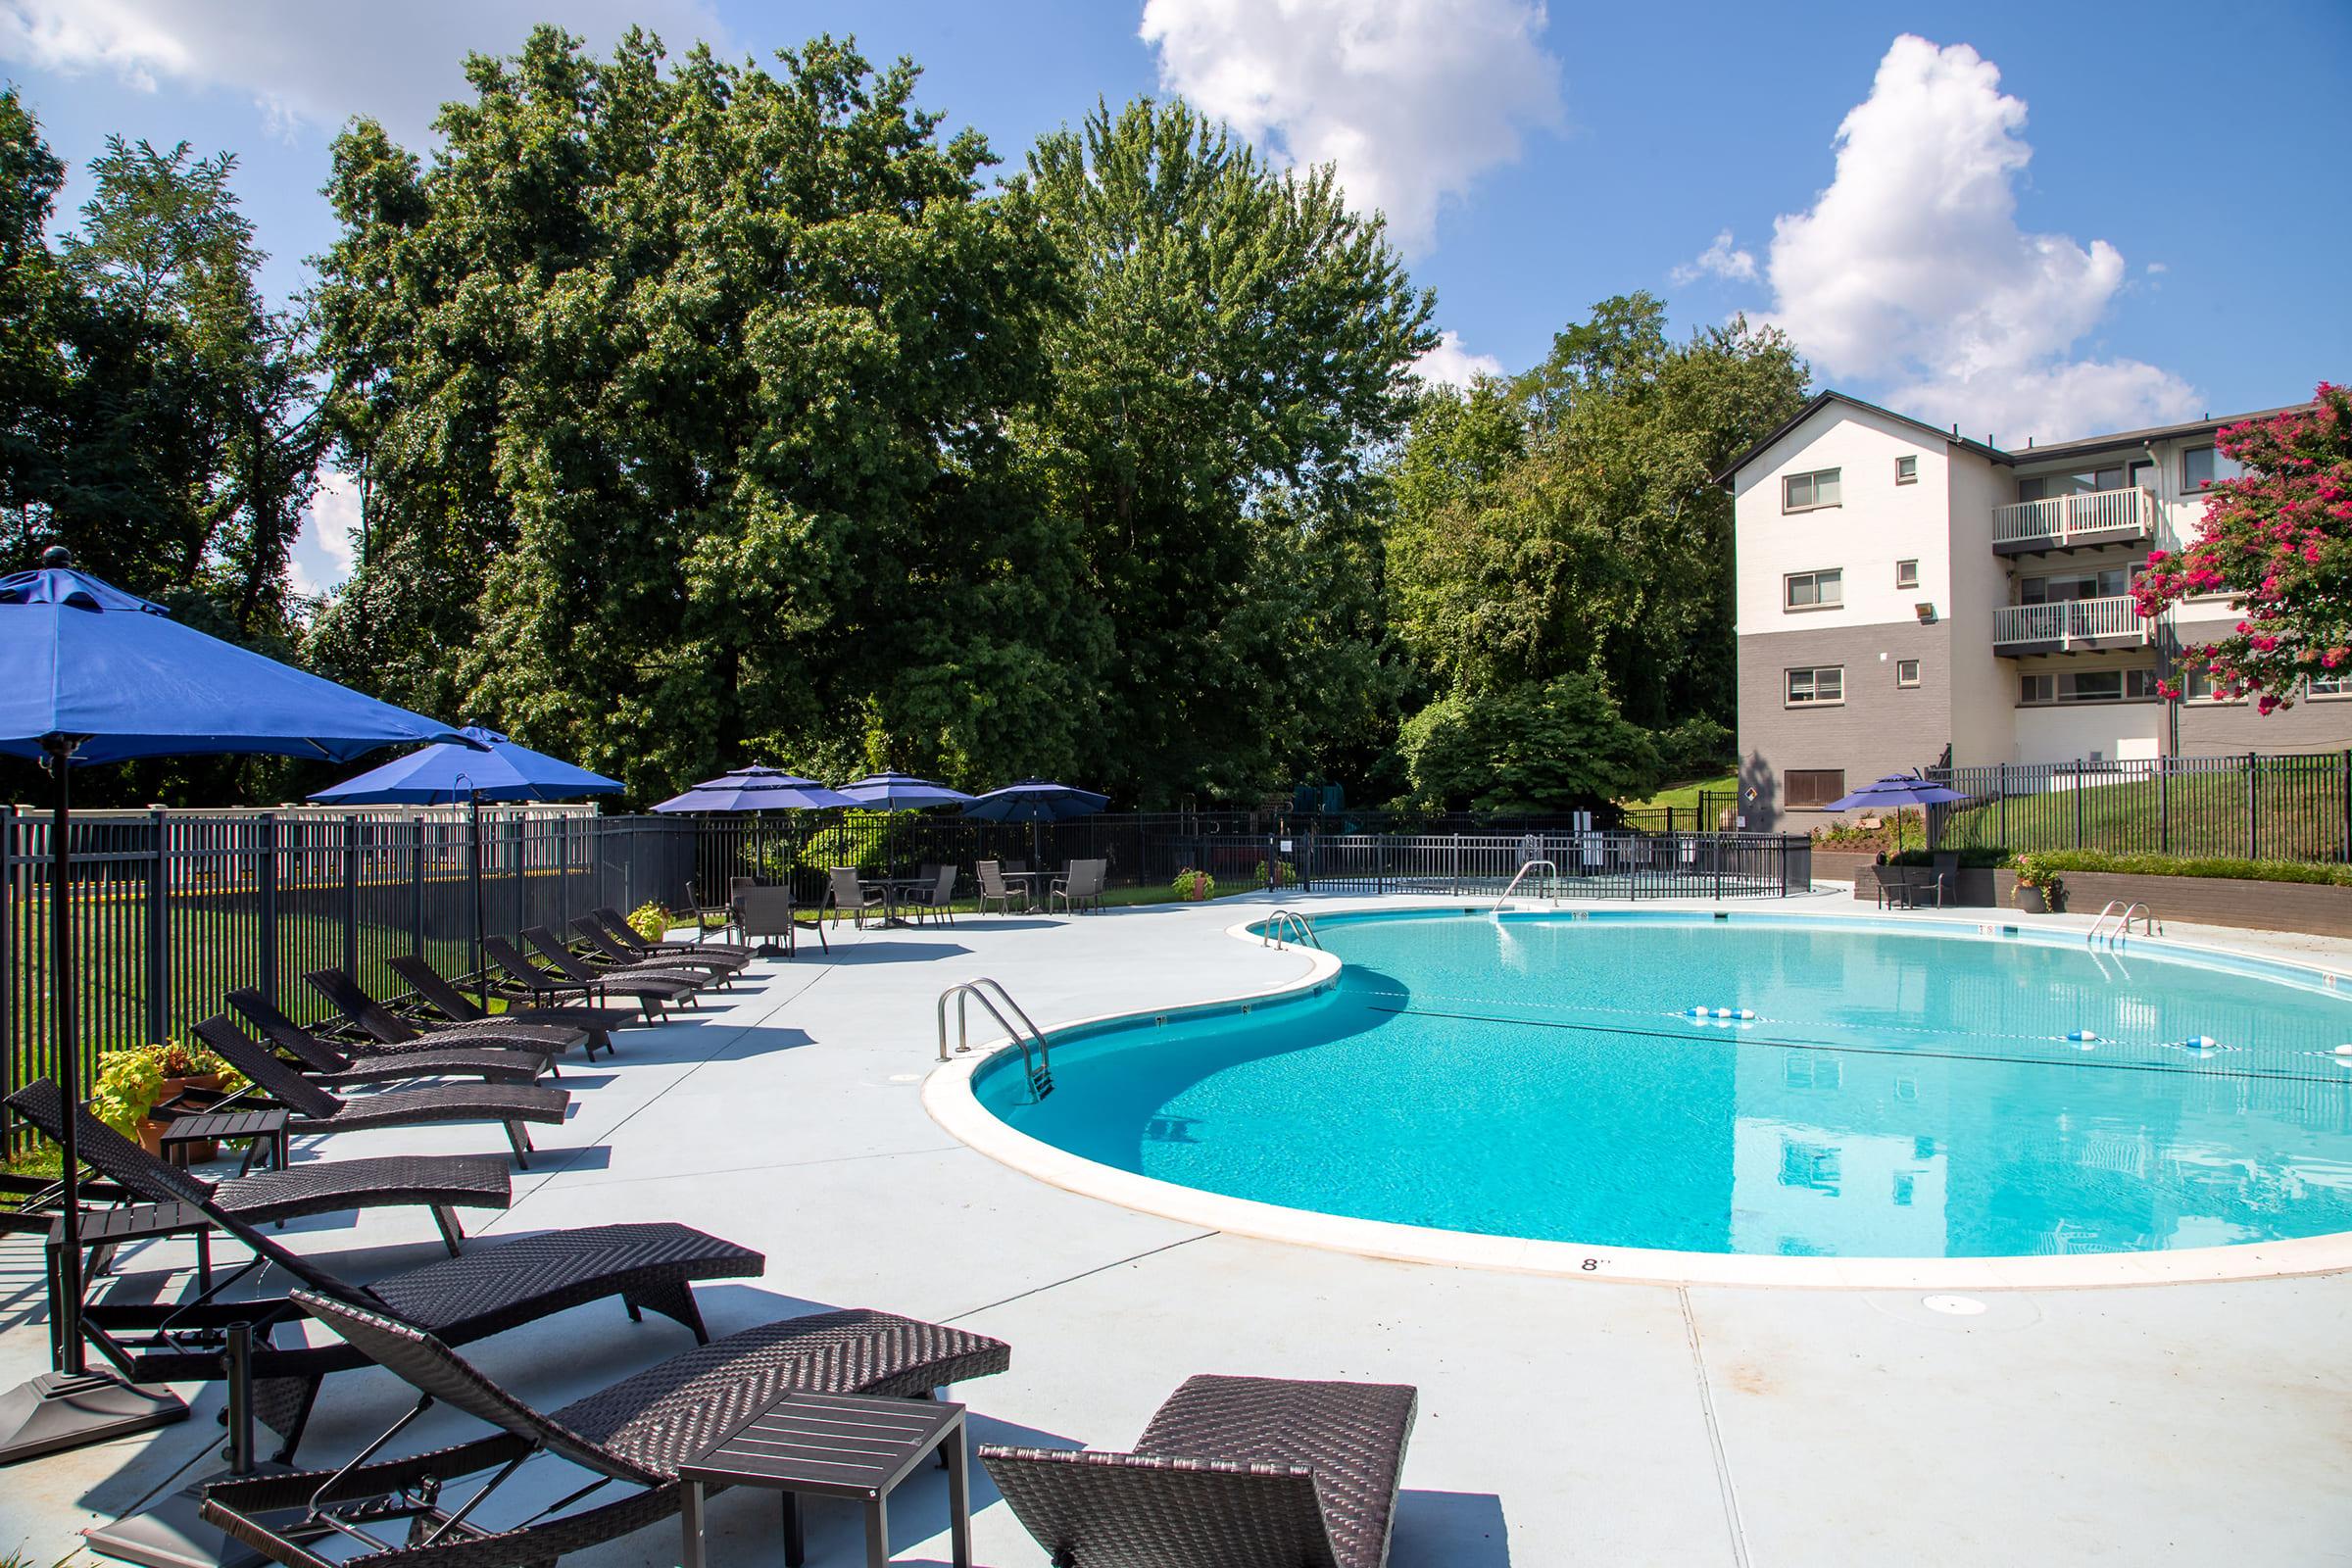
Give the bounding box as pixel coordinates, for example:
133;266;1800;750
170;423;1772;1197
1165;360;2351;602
1493;858;1559;911
2087;901;2161;946
1262;908;1320;951
938;978;1054;1099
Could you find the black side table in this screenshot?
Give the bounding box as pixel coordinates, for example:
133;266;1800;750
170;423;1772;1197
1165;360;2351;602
678;1390;970;1568
159;1106;288;1175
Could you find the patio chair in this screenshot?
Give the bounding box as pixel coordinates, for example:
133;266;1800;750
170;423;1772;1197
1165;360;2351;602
571;915;747;981
385;953;638;1048
1051;858;1106;914
300;967;596;1061
199;1293;1014;1567
525;926;710;1009
10;1082;760;1463
909;862;959;925
1933;851;1960;904
680;882;741;945
982;1374;1419;1568
192;1017;569;1169
599;904;755;960
226;990;548;1087
737;886;826;957
482;935;672;1022
828;865;888;928
977;858;1030;915
8;1079;507;1256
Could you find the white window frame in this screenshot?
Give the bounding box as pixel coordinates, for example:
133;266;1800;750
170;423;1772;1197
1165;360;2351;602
2020;667;2160;706
1894;559;1919;589
2309;671;2351;700
1784;568;1843;612
2181;666;2237;705
1783;467;1841;513
1895;659;1922;689
1786;665;1844;707
1894;455;1918;485
2181;445;2243;492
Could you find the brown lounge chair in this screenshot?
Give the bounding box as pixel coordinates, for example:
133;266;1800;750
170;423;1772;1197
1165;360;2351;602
483;935;670;1022
521;928;707;1013
602;903;755;959
9;1081;761;1462
983;1374;1419;1568
201;1291;1012;1567
299;966;599;1060
570;915;747;981
225;989;548;1087
192;1016;570;1168
8;1079;507;1254
386;953;639;1046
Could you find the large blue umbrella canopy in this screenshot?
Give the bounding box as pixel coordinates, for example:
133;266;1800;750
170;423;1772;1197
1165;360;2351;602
838;771;973;810
1823;773;1970;853
651;765;859;813
0;549;469;1463
961;778;1108;823
309;725;620;805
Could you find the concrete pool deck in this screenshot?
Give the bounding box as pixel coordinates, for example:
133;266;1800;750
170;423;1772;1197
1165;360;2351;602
3;888;2349;1564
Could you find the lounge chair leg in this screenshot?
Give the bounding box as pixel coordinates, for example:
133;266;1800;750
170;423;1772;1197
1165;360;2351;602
432;1206;465;1255
506;1122;532;1168
783;1492;806;1568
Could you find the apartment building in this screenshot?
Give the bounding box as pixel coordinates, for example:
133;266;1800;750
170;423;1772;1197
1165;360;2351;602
1724;391;2339;830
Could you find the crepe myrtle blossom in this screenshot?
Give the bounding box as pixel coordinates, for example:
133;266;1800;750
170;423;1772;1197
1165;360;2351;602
2133;382;2352;708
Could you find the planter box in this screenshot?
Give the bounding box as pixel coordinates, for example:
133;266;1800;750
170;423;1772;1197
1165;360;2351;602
1811;849;1881;884
2055;870;2352;937
1852;866;2018;908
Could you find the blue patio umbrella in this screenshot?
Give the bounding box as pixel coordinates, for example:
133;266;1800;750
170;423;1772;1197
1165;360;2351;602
1823;772;1971;852
839;773;974;880
0;549;470;1470
963;777;1109;869
313;727;624;1009
649;764;859;814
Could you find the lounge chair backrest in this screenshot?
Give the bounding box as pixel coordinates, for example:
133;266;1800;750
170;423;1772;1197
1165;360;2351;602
570;916;635;962
978;861;1009;897
483;936;553;986
728;877;755;897
285;1288;661;1485
190;1015;345;1121
522;928;595;982
738;887;797;939
828;867;865;909
1074;859;1106;898
930;864;957;905
304;967;423;1044
227;987;350;1073
983;1447;1339;1568
591;909;652;954
386;955;484;1022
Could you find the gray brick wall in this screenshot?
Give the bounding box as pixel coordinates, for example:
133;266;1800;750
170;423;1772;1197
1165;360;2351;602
1737;620;1952;830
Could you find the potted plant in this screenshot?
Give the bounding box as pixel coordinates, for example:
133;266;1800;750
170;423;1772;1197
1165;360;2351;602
1172;867;1216;902
90;1041;243;1159
2012;855;2064;913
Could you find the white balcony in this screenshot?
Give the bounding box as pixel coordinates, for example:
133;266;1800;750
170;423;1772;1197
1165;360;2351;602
1991;595;2151;652
1991;486;2158;552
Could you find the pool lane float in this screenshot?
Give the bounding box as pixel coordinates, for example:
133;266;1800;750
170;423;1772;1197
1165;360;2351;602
1686;1006;1757;1020
2065;1029;2099;1042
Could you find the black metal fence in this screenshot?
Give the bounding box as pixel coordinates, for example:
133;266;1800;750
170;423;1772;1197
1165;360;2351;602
1924;752;2352;860
1302;831;1811;900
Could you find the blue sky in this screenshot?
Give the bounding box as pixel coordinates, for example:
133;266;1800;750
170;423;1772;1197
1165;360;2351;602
5;0;2347;592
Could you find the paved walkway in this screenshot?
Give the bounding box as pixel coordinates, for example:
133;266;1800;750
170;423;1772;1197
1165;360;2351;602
2;890;2348;1564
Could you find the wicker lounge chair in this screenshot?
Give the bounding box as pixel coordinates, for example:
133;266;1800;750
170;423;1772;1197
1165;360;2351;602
977;859;1030;915
598;904;754;960
13;1084;761;1461
297;966;596;1060
235;987;557;1082
1051;858;1108;914
983;1374;1419;1568
192;1017;570;1168
385;953;638;1047
483;935;663;1022
570;915;747;981
201;1292;1013;1567
224;991;548;1087
524;927;708;1010
827;865;888;927
8;1079;507;1254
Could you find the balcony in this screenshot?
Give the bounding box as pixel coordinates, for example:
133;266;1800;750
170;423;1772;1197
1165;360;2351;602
1991;595;2152;655
1991;486;2158;555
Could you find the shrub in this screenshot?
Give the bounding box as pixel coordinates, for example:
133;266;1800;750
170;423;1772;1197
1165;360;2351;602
89;1041;243;1139
626;901;672;942
1253;858;1298;888
2013;849;2352;886
1887;846;2010;868
1172;867;1216;901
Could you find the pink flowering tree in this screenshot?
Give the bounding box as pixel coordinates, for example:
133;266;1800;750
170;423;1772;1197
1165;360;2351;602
2132;382;2352;713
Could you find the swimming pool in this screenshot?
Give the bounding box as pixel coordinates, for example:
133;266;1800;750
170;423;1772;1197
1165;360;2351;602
961;910;2352;1264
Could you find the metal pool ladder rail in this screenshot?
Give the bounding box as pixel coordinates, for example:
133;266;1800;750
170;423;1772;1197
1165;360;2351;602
1262;908;1320;950
2087;901;2161;945
1494;858;1559;911
937;978;1054;1098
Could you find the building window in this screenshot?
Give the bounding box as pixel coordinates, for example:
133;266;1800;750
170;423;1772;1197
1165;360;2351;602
1895;559;1919;589
2310;671;2351;699
2181;667;2235;704
1895;659;1922;688
1784;467;1841;512
2019;565;2131;604
1894;455;1918;485
2127;458;2155;493
1786;666;1843;707
2020;667;2160;705
2019;466;2126;503
1784;768;1846;808
2181;445;2244;491
1784;568;1842;610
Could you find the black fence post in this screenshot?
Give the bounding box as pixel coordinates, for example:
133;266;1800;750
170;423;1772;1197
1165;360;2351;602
341;814;362;983
410;814;426;955
2074;767;2084;849
146;808;168;1045
0;808;13;1151
556;813;570;929
257;811;278;1007
2246;751;2260;860
2341;750;2351;864
511;812;525;946
2159;760;2170;856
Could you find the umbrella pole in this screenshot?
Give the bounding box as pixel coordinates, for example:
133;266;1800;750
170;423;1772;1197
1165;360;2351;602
0;736;185;1462
470;791;487;1012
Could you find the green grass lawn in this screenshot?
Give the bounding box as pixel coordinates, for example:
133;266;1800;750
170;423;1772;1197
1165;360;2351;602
1938;771;2347;860
1620;772;1738;813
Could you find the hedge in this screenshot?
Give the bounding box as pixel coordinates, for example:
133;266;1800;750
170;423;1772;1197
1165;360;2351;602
2011;850;2352;887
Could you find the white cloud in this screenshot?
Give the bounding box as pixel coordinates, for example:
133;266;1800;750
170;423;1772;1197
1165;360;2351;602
1758;34;2197;444
1139;0;1564;253
288;467;361;599
1670;228;1757;286
1412;329;1505;388
0;0;727;144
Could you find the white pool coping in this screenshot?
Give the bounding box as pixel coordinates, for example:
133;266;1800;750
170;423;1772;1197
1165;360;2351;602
924;896;2352;1291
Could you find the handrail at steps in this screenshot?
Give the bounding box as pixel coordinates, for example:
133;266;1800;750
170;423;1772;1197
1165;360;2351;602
1494;858;1559;910
1262;908;1319;951
2086;900;2162;946
937;978;1054;1098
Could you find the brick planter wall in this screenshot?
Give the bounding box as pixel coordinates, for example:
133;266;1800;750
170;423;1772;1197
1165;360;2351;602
2052;871;2352;937
1852;866;2021;908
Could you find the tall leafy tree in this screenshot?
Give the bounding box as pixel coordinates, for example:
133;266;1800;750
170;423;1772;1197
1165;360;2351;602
1015;98;1435;804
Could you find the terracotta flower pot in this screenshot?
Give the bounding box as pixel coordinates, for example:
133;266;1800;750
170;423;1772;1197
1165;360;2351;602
2013;885;2048;913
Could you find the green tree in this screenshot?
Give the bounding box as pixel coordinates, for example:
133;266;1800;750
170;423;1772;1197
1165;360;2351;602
1015;98;1435;803
1398;670;1663;814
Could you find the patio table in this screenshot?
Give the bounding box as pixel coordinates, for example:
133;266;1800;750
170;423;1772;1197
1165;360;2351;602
859;877;934;928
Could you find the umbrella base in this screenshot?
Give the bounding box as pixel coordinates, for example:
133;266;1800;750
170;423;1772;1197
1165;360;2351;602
0;1368;187;1466
84;1464;287;1568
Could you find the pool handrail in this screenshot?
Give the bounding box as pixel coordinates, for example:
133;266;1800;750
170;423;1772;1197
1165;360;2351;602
1493;858;1559;911
1262;909;1319;951
2087;900;2162;946
938;978;1054;1099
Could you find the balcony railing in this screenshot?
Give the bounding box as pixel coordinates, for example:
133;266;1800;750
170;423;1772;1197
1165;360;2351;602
1991;486;2157;548
1991;595;2151;649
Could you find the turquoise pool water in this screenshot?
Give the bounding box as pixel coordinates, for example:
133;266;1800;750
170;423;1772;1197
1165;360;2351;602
973;912;2352;1257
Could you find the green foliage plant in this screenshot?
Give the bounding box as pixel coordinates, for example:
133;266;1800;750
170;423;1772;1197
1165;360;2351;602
1171;867;1216;902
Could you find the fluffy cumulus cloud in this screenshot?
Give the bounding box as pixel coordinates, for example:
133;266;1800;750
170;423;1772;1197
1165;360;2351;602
1412;329;1505;389
288;466;361;599
0;0;727;143
1754;34;2196;444
1140;0;1564;253
1670;228;1756;286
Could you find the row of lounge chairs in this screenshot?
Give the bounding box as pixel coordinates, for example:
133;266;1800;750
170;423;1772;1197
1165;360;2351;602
19;904;1421;1567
